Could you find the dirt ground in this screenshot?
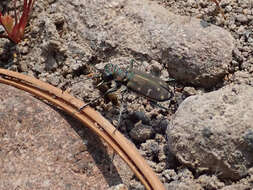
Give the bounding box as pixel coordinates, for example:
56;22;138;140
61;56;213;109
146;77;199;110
0;0;253;189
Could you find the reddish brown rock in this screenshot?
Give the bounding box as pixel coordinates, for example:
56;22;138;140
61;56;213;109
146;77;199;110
0;84;132;189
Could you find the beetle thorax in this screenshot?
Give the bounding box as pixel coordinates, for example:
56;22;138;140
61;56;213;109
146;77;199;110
104;63;128;82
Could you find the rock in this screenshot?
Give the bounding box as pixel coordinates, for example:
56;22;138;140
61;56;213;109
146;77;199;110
177;168;194;182
140;140;159;160
156;119;169;134
150;60;163;77
129;122;154;142
129;180;145;190
108;184;128;190
236;14;248;23
154;162;166;173
165;181;203;190
182;87;198;97
129;111;150;125
162;169;177;182
196;175;225;190
167;84;253;180
231;71;253;86
220;184;251;190
0;84;132;189
57;0;234;88
157;144;167;162
47;74;61;86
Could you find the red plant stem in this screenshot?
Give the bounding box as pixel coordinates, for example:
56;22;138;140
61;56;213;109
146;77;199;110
11;0;35;43
18;0;33;32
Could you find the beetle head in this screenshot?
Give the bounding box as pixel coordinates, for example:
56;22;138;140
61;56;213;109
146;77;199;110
102;63;115;81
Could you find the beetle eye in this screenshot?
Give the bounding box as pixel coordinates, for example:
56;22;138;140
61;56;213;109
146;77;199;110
103;72;113;81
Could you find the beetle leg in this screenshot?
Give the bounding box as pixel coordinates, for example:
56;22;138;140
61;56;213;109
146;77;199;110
79;83;121;111
103;82;121;95
128;59;141;70
127;59;139;70
113;87;128;133
166;78;176;83
79;96;102;110
117;88;128;122
78;87;113;111
115;103;124;132
165;77;176;95
149;101;169;111
129;59;134;70
96;80;105;87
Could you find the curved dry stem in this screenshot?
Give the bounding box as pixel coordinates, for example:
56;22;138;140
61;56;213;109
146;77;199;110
0;68;165;190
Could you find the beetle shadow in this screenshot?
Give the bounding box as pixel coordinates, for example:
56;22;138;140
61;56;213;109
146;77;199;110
54;107;124;187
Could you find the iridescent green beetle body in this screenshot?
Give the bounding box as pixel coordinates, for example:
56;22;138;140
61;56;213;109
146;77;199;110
101;63;173;102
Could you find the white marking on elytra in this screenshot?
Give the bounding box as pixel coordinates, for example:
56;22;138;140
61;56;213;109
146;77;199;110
137;87;141;91
160;95;165;99
147;89;152;96
157;87;161;92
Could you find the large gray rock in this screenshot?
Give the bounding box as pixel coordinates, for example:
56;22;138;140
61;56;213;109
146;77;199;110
57;0;234;88
167;84;253;180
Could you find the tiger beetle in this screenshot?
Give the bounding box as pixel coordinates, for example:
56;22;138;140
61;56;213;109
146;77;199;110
79;60;175;110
